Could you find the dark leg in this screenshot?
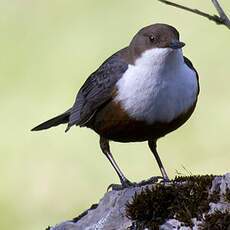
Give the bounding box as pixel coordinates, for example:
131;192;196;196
100;136;131;187
148;140;169;181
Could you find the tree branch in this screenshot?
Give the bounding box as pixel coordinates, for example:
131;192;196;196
158;0;230;30
212;0;230;28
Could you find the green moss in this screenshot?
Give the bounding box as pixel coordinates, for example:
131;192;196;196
201;211;230;229
225;188;230;202
209;190;220;203
126;175;214;228
128;221;160;230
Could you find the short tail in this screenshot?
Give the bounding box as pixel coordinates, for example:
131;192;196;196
31;110;70;131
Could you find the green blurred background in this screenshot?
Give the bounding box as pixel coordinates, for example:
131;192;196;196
0;0;229;229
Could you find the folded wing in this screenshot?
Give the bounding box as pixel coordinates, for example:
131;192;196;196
66;51;128;131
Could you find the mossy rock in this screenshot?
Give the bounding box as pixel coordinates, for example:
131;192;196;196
126;175;230;229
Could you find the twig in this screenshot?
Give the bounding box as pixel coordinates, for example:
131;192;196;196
158;0;230;30
212;0;230;28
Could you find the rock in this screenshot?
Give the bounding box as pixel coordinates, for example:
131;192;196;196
49;174;230;230
51;184;153;230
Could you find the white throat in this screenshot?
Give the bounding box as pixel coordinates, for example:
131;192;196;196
115;48;198;124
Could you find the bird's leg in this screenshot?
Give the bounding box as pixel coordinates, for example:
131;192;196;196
100;136;132;188
148;140;170;182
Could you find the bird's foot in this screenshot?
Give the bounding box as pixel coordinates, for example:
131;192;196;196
159;176;171;184
107;177;162;191
136;176;161;187
159;167;171;184
107;179;134;191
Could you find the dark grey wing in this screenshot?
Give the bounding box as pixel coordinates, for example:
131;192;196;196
184;56;200;95
66;51;128;131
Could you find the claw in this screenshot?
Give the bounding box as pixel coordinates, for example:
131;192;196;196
107;179;134;191
107;177;161;191
159;177;171;184
136;176;160;186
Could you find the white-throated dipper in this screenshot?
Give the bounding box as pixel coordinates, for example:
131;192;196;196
32;24;199;188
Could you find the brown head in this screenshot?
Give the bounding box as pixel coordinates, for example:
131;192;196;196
128;24;185;63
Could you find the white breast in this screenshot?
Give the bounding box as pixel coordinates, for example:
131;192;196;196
115;48;198;124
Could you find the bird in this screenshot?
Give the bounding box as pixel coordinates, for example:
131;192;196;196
32;23;199;188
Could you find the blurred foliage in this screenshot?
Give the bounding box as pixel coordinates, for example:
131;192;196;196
0;0;229;229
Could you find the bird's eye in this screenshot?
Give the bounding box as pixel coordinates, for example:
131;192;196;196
149;35;155;42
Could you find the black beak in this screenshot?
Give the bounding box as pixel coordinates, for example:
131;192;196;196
169;41;185;49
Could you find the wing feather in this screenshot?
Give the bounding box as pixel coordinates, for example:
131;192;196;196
67;51;128;130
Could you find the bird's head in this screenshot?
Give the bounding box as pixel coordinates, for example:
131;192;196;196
129;24;185;65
